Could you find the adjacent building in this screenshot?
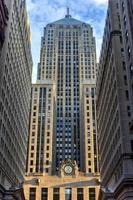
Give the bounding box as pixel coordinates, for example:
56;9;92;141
0;0;32;199
118;0;133;129
0;0;8;50
24;10;100;200
97;0;133;199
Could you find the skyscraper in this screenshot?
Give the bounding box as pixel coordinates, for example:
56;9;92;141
0;0;8;51
118;0;133;128
24;9;99;200
97;0;133;199
0;0;32;199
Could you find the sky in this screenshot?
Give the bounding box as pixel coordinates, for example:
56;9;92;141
26;0;108;83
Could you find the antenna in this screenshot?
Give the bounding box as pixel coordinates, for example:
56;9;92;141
65;7;71;18
67;7;69;16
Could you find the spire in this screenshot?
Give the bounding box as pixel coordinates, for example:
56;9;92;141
67;7;69;16
65;7;71;18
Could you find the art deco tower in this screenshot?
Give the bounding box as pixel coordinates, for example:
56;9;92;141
0;0;32;199
25;9;99;200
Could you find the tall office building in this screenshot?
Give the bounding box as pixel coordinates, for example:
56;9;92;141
118;0;133;127
97;0;133;199
0;0;8;51
0;0;32;199
24;9;100;200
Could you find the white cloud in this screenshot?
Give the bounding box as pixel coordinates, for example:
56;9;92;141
93;0;108;5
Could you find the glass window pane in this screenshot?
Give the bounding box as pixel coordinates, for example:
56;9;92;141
29;188;36;200
41;188;48;200
65;188;72;200
89;188;95;200
53;188;60;200
77;188;84;200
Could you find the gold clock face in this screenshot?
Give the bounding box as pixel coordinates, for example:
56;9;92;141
64;165;73;174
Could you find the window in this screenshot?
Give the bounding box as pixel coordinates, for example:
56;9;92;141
53;188;60;200
124;16;127;26
88;153;91;158
77;188;84;200
125;30;128;41
29;188;36;200
125;90;129;100
41;188;48;200
46;146;49;150
130;65;133;76
31;146;34;150
46;168;49;173
31;153;34;158
30;168;33;173
88;160;91;165
30;160;33;165
47;132;50;136
89;188;95;200
33;112;36;116
87;112;89;116
128;47;131;58
89;168;91;173
131;140;133;152
32;132;35;136
65;188;72;200
46;160;49;165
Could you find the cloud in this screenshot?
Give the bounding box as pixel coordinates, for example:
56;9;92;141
93;0;108;5
26;0;108;83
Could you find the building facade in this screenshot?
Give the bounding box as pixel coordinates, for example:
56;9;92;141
97;0;133;199
118;0;133;131
0;0;32;199
0;0;8;50
24;10;99;200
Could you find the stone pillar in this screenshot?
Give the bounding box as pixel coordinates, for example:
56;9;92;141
72;188;77;200
48;188;53;200
84;187;88;200
36;187;41;200
95;186;100;200
60;187;65;200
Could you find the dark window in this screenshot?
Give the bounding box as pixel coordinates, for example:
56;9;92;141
41;188;48;200
31;146;34;150
46;168;49;173
128;47;131;58
89;188;95;200
46;160;49;165
46;146;49;150
53;188;60;200
125;90;129;100
29;188;36;200
131;140;133;152
130;65;133;76
30;168;33;173
31;153;34;157
30;160;33;165
77;188;84;200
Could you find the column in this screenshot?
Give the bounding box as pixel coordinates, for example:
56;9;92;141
84;187;88;200
48;188;53;200
72;188;77;200
60;187;65;200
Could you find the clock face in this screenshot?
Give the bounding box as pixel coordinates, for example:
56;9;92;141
64;165;73;174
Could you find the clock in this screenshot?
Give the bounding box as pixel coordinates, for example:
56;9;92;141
64;165;73;174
